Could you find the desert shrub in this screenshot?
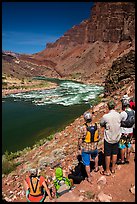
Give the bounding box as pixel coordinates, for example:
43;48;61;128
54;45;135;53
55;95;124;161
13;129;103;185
2;155;16;175
85;191;95;199
2;152;22;175
46;134;54;141
34;139;46;147
4;150;21;161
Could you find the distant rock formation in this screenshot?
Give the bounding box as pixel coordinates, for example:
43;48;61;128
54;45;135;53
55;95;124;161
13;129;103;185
46;20;89;48
2;52;60;79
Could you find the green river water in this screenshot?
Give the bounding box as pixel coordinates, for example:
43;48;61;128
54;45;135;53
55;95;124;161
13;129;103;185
2;77;104;154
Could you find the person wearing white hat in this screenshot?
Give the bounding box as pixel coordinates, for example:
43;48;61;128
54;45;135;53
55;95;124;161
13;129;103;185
23;167;52;202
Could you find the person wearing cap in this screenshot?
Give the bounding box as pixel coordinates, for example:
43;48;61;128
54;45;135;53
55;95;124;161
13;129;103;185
23;167;52;202
121;93;130;107
117;99;135;165
78;111;100;183
100;100;121;176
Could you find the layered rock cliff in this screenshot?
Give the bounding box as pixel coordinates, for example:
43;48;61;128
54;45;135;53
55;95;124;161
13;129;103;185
87;2;135;43
46;2;135;47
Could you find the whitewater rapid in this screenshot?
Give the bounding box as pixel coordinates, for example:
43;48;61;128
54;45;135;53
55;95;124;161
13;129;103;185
3;81;104;106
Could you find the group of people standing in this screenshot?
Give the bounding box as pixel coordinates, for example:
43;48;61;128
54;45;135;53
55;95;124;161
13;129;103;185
78;94;135;182
23;94;135;202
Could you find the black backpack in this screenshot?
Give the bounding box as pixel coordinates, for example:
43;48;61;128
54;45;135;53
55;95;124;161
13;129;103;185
121;110;135;128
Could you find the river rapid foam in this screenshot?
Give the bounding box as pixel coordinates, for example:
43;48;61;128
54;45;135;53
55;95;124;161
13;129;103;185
3;80;104;106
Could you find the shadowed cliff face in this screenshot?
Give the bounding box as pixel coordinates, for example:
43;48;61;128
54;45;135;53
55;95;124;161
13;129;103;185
2;2;135;89
104;50;135;95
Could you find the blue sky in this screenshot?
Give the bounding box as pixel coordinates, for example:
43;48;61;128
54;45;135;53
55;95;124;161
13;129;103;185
2;2;94;54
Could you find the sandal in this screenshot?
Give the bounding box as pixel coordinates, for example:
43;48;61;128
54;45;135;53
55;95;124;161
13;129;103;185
94;167;99;172
100;171;111;176
117;160;125;165
125;160;129;164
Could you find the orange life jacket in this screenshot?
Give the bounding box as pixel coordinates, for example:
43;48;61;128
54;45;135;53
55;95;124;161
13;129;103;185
84;122;99;143
28;176;43;197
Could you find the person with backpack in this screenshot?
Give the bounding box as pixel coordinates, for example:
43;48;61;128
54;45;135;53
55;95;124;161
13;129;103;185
23;168;52;202
53;167;72;198
117;99;135;164
100;100;121;176
129;97;135;140
78;111;100;183
68;154;87;184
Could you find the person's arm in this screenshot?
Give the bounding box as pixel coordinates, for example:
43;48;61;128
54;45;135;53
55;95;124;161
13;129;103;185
42;180;52;200
95;122;101;141
23;178;29;191
51;184;56;198
78;125;86;150
100;116;106;128
23;177;30;198
120;111;128;122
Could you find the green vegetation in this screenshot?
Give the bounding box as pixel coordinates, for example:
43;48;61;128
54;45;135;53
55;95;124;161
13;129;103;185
33;134;54;148
2;75;56;91
2;134;54;175
46;134;54;141
2;148;32;175
88;95;102;107
2;81;7;86
33;138;47;148
2;153;21;175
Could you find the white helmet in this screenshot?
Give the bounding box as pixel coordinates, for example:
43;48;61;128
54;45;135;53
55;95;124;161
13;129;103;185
29;168;38;176
83;112;92;122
